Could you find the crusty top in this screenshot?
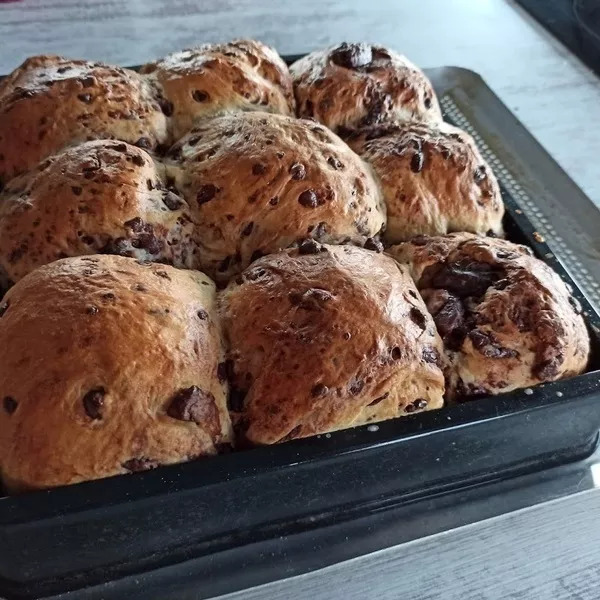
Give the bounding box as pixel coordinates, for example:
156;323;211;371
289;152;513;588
166;111;386;282
219;243;445;445
389;233;590;399
0;140;198;285
0;55;168;182
0;255;232;491
290;43;442;133
346;120;504;243
141;39;295;140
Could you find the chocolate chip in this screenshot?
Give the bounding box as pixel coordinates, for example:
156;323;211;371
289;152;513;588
82;387;105;420
298;239;321;255
469;330;518;359
217;360;233;383
101;237;128;255
414;398;428;409
474;166;487;183
102;292;116;301
269;196;280;206
289;163;306;180
80;76;96;87
131;154;145;167
311;383;328;397
197;184;218;204
432;295;466;351
167;386;219;434
197;309;209;320
135;137;152;150
409;307;427;330
533;358;560;381
298;189;318;208
0;300;9;317
241;222;254;237
368;392;389;406
3;396;17;414
424;96;432;109
122;457;159;472
112;143;127;152
252;163;267;175
154;270;171;280
86;305;99;315
327;156;343;170
349;378;365;395
422;346;441;366
404;403;417;413
192;89;209;102
77;93;93;103
410;152;424;173
364;237;383;253
390;346;402;360
71;186;82;196
331;42;373;69
430;261;502;298
163;191;183;211
158;97;174;116
124;217;145;232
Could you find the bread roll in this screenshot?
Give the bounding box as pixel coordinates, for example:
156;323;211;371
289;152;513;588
141;39;295;140
0;255;232;491
346;120;504;243
389;233;590;399
0;140;197;285
166;111;386;282
290;43;441;132
219;243;445;444
0;55;168;182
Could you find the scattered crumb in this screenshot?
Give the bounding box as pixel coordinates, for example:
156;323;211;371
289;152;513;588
524;388;534;395
556;391;564;398
545;252;554;259
325;433;331;438
367;424;379;432
533;232;545;243
515;209;523;214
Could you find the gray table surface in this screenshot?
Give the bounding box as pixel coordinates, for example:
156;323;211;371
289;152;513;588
1;1;600;598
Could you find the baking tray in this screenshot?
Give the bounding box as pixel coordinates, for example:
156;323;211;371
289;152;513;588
1;62;600;600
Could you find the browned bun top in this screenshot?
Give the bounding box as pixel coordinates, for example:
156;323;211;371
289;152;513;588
166;111;386;282
0;140;198;284
219;243;445;445
290;42;442;133
0;55;168;182
0;255;232;491
346;120;504;243
140;39;295;140
389;233;590;399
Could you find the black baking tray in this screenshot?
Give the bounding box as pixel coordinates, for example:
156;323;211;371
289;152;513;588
1;59;600;600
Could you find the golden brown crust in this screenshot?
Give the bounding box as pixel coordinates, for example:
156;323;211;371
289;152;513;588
166;111;386;283
290;43;442;133
0;255;233;491
219;244;445;445
140;39;295;140
346;120;504;243
389;233;590;399
0;140;199;284
0;55;168;182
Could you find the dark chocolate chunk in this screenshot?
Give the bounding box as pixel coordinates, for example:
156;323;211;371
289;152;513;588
468;330;518;359
197;309;209;320
289;163;306;180
252;163;267;175
298;238;321;255
241;222;254;237
533;358;560;381
82;387;105;420
122;457;159;472
158;97;174;116
430;261;501;298
311;383;328;397
196;183;218;204
422;346;441;366
473;166;487;183
71;186;82;196
348;378;365;395
3;396;17;415
217;360;233;383
368;392;389;406
432;294;466;350
269;196;280;206
327;156;343;170
409;306;427;330
163;191;183;211
364;237;384;253
167;386;219;434
414;398;428;409
192;89;209;102
331;42;373;69
424;96;432;109
80;76;96;87
86;305;99;315
135;137;152;150
77;93;93;103
298;189;319;208
131;154;145;167
410;152;424;173
124;217;145;232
